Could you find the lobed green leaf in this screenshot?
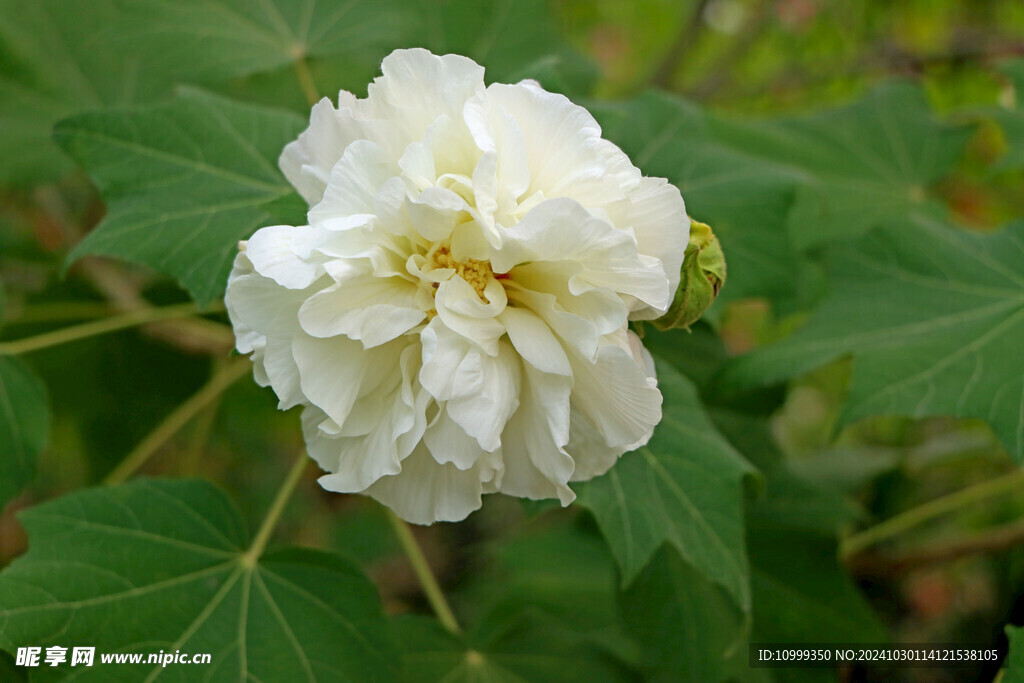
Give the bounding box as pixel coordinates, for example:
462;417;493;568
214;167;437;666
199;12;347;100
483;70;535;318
716;216;1024;462
0;356;49;509
57;89;304;305
575;359;756;612
0;479;398;681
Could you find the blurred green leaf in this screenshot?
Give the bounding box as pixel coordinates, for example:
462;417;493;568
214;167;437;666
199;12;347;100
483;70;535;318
458;524;640;665
711;410;862;536
716;216;1024;463
712;82;974;250
0;650;25;682
0;356;49;508
0;0;157;184
1005;625;1024;683
576;359;755;611
619;546;750;683
0;479;398;681
748;529;886;646
57;89;303;305
394;613;634;683
705;415;885;666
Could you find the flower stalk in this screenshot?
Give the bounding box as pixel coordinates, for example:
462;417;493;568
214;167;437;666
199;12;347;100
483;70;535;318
104;358;252;485
242;453;310;566
385;508;462;636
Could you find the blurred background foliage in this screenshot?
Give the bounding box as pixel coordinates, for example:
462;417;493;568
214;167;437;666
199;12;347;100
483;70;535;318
1;0;1024;681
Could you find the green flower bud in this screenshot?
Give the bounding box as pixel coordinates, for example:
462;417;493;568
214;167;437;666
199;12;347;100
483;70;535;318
652;219;726;331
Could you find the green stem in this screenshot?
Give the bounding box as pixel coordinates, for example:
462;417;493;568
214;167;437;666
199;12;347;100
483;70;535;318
0;302;221;355
385;508;462;635
841;468;1024;558
180;384;224;477
104;358;251;485
293;56;320;106
242;452;309;566
6;301;114;325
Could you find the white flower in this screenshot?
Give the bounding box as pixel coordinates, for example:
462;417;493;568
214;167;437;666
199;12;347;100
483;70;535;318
226;48;689;524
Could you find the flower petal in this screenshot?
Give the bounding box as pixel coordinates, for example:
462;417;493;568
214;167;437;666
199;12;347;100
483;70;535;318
298;275;424;348
423;406;486;470
498;362;575;504
569;339;662;450
364;443;491;524
279;94;360;205
246;225;323;289
367;48;485;144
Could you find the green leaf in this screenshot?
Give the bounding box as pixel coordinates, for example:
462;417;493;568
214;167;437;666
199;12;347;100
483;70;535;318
0;0;163;184
575;359;755;611
106;0;414;111
394;614;634;683
715;215;1024;462
992;60;1024;170
709;412;884;650
619;546;750;683
711;81;974;249
415;0;596;96
108;0;407;86
457;523;640;665
748;529;886;646
57;89;304;305
0;0;418;184
1004;625;1024;683
0;479;398;681
710;410;862;536
592;92;801;305
0;356;49;508
0;650;25;682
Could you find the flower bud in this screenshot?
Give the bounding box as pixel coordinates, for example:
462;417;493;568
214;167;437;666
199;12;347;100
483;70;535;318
652;219;726;331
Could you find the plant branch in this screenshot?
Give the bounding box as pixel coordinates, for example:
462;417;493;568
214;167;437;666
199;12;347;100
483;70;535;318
0;302;214;355
242;452;309;566
650;0;712;89
75;258;235;356
5;302;114;325
848;517;1024;576
385;508;462;635
103;358;252;485
840;468;1024;558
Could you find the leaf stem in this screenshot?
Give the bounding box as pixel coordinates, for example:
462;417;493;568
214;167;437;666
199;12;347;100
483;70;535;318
840;468;1024;558
385;508;462;635
243;452;309;566
293;55;320;106
103;358;252;485
0;302;221;355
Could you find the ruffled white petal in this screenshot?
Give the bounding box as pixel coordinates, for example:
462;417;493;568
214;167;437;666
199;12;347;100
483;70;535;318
498;362;575;504
364;443;492;525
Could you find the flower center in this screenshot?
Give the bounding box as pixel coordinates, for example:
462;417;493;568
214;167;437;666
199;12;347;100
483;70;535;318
430;245;495;301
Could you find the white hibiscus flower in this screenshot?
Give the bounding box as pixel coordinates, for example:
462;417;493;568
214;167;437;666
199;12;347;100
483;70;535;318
226;48;689;524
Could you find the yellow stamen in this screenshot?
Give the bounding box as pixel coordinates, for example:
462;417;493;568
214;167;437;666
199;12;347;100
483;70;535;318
430;245;494;302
